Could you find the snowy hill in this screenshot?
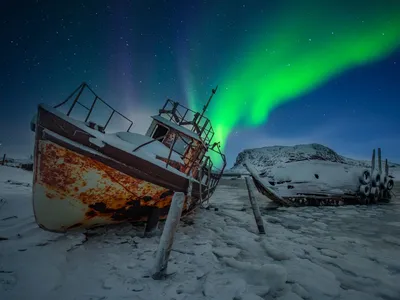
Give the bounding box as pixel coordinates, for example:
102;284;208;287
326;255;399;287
230;143;400;175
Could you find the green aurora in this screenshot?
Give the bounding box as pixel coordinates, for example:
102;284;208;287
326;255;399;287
182;1;400;166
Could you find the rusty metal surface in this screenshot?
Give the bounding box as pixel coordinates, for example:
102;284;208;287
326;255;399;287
37;106;190;192
182;139;200;175
32;102;223;232
33;140;195;232
159;128;207;176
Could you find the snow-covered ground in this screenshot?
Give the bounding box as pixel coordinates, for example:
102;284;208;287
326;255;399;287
1;166;400;300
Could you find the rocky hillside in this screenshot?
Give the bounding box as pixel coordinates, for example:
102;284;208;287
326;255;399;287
229;143;399;174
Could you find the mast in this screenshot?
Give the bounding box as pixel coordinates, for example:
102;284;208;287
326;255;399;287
199;85;218;121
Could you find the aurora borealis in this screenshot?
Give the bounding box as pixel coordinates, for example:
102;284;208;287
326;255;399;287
185;1;400;154
1;0;400;166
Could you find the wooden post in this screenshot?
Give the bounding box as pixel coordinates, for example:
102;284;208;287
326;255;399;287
243;160;290;206
245;177;265;234
144;207;160;237
187;177;193;207
378;148;382;174
1;154;5;165
152;192;185;280
385;159;389;177
371;149;376;174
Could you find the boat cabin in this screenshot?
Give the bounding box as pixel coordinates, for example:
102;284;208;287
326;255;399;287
144;99;216;178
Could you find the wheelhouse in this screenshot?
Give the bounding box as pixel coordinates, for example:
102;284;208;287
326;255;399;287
145;97;224;184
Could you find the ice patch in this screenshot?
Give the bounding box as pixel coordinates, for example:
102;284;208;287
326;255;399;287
222;257;287;293
320;248;339;258
291;283;310;299
284;258;340;298
277;291;304;300
212;246;241;258
240;293;264;300
339;289;382;300
261;241;292;261
203;275;247;300
382;235;400;246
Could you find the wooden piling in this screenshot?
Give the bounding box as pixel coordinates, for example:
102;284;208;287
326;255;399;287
371;149;376;174
152;192;185;280
378;148;382;174
1;154;5;165
244;160;289;206
385;159;389;177
245;177;265;234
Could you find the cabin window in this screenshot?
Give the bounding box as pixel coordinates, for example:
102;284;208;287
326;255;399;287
173;136;191;156
152;124;169;141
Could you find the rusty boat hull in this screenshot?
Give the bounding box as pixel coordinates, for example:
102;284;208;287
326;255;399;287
33;104;219;232
34;139;185;232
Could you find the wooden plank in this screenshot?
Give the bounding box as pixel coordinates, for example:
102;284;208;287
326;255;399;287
378;148;382;174
152;192;185;280
245;177;265;234
385;159;389;177
371;149;376;174
243;160;290;206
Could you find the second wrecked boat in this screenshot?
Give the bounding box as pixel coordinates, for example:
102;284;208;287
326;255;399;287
244;149;394;207
31;82;226;232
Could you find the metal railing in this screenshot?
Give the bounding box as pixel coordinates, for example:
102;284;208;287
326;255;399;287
158;99;215;146
54;82;134;132
130;125;226;196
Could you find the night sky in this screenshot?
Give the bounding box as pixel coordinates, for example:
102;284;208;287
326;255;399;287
1;0;400;168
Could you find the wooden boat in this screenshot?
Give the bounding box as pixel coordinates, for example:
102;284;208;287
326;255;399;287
244;156;394;207
30;82;226;232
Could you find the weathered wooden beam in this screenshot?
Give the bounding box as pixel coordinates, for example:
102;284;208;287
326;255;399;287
144;207;160;238
152;192;185;280
385;159;389;177
245;177;265;234
378;148;382;174
371;149;376;174
243;160;290;206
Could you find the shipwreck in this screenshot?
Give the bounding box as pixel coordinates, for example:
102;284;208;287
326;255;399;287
30;82;226;232
244;148;395;207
